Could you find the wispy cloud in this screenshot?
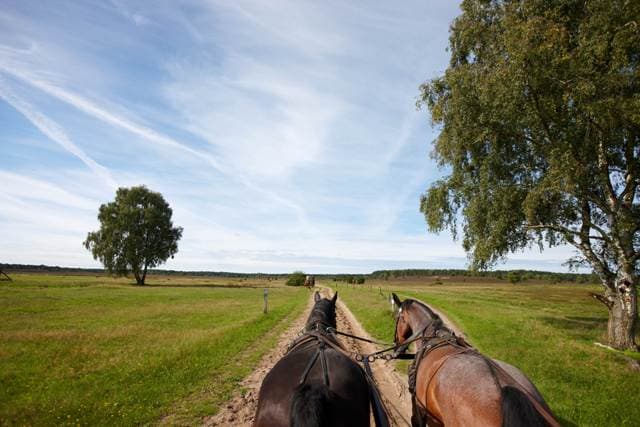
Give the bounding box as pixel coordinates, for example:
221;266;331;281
0;59;309;222
0;63;226;172
0;171;99;211
0;1;581;273
0;77;118;189
109;0;150;26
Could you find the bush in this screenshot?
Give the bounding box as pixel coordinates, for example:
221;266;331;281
357;277;365;284
507;271;522;284
286;271;306;287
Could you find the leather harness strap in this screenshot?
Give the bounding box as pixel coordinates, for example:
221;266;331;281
488;359;561;427
289;329;348;387
287;327;391;427
409;337;473;422
299;346;323;385
407;328;559;427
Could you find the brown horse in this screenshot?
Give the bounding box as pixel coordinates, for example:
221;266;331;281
304;275;316;289
254;292;370;427
392;294;559;427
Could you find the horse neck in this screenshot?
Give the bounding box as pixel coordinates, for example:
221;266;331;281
305;303;336;330
406;303;440;338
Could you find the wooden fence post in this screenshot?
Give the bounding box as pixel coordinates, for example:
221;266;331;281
263;288;268;314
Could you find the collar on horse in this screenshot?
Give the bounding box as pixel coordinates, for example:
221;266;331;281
286;324;391;427
406;323;471;397
287;324;348;387
406;323;559;427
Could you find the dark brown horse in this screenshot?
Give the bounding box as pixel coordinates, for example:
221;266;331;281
392;294;559;427
254;292;370;427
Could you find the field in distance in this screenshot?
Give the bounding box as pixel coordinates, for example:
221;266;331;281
0;274;308;426
330;277;639;427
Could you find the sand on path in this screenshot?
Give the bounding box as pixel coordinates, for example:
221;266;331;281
205;288;414;426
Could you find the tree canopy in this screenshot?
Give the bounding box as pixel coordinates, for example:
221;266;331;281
84;186;183;285
420;0;639;349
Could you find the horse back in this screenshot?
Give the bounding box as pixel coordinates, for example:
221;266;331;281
254;345;370;427
416;349;503;426
416;350;555;427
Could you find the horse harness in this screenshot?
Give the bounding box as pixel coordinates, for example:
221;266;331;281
286;325;350;387
405;323;472;426
286;324;391;427
407;324;560;427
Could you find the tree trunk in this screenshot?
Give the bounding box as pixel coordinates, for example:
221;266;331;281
601;274;638;351
133;270;145;286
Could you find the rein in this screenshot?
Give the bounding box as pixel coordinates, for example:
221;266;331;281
316;325;423;362
288;324;399;427
403;321;560;427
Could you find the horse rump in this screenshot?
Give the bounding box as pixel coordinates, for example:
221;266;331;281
501;385;547;427
289;383;335;427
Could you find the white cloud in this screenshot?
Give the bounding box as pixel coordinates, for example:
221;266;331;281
0;57;310;222
0;1;583;273
109;0;150;26
0;171;100;211
0;78;118;189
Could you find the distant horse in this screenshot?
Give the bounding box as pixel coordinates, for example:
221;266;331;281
392;294;559;427
304;275;316;289
254;292;370;427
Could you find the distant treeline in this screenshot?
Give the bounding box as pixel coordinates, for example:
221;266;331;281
370;269;599;284
0;264;369;282
332;275;366;284
0;264;284;278
1;264;599;284
0;264;105;274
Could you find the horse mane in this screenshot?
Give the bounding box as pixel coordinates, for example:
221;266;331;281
404;299;449;333
305;298;337;330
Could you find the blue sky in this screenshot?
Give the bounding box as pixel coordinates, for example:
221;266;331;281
0;1;579;273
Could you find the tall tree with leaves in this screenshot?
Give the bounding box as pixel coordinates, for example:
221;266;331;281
84;186;183;285
420;0;639;350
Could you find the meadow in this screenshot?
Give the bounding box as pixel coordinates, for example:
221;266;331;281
2;273;638;426
328;278;639;427
0;274;308;426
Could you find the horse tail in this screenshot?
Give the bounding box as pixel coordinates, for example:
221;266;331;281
501;385;547;427
289;383;333;427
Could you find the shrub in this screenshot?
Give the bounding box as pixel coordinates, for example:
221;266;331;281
286;271;306;287
507;271;522;284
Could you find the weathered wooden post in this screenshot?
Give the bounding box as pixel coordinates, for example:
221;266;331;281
263;288;268;314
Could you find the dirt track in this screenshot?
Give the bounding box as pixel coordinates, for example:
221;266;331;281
205;288;412;426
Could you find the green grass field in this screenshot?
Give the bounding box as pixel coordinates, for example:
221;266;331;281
0;274;308;426
2;274;637;426
328;279;639;427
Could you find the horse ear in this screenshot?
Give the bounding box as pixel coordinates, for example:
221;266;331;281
331;292;338;305
392;293;402;306
314;292;321;302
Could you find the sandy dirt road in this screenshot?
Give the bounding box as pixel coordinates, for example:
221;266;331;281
205;288;413;426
